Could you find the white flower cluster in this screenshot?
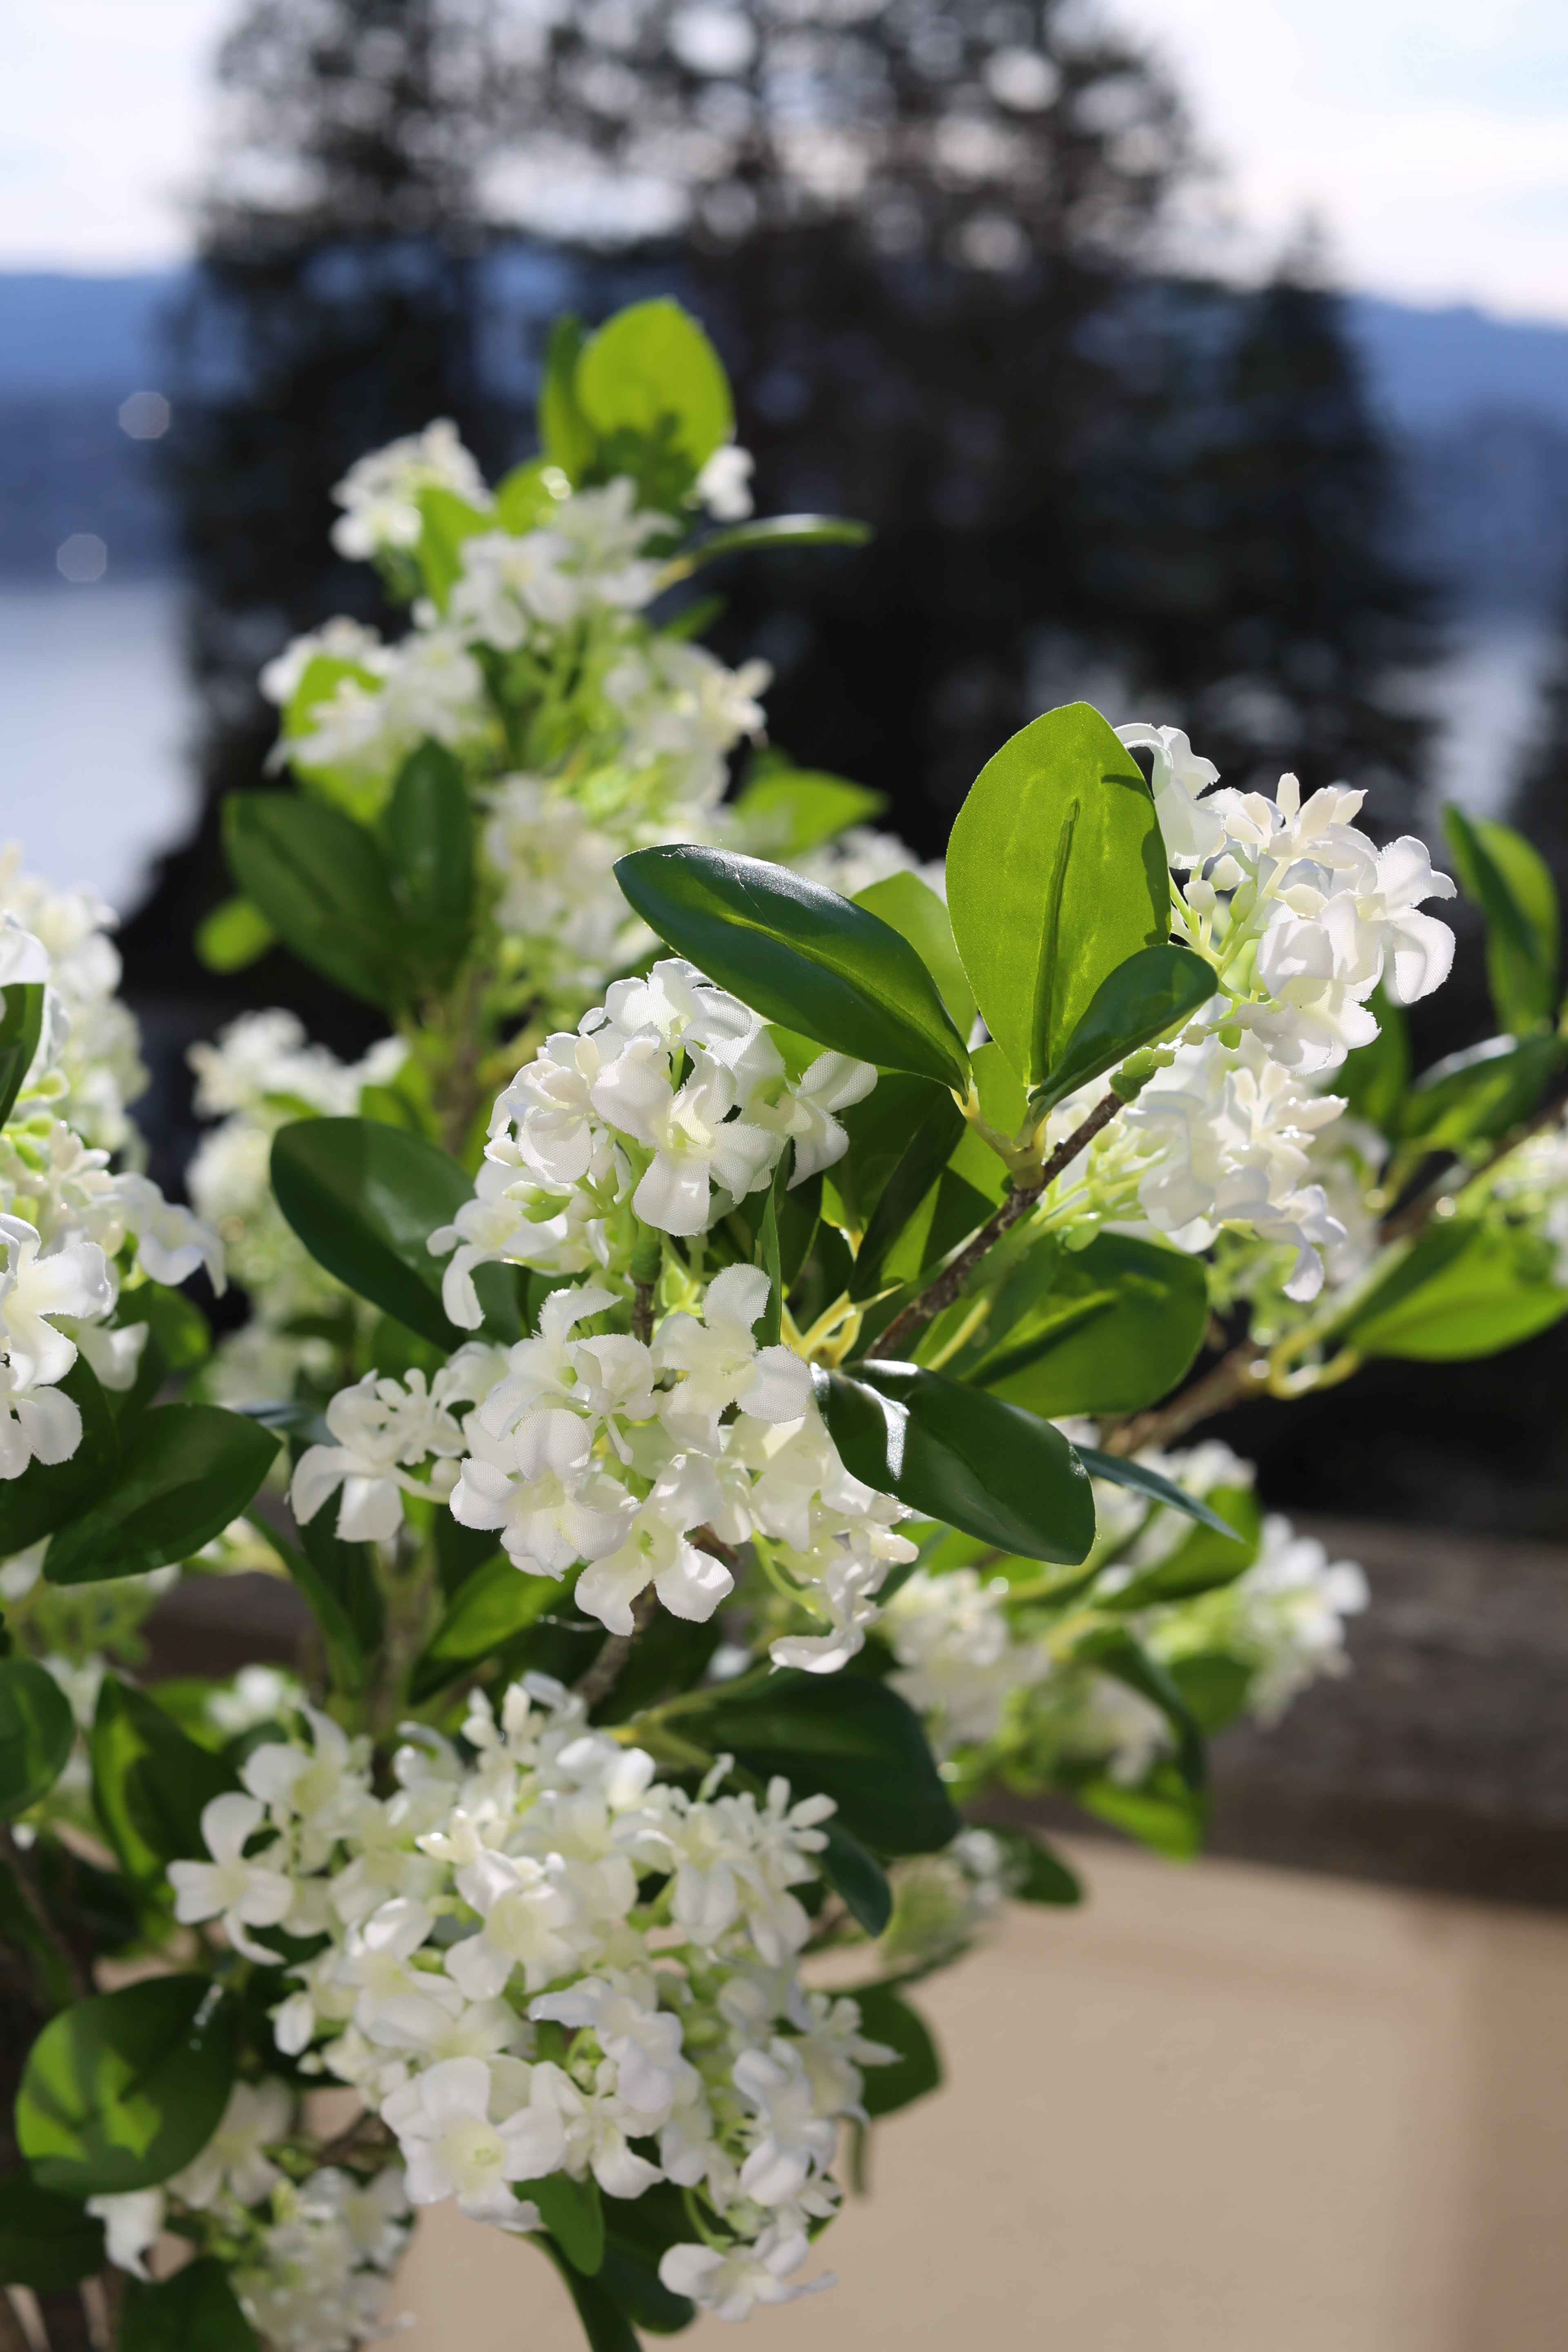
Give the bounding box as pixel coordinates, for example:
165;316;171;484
85;2080;408;2352
171;1677;895;2324
330;417;492;562
0;879;223;1478
0;845;147;1152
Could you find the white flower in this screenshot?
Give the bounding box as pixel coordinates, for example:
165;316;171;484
762;1052;878;1184
445;1848;588;1998
381;2055;564;2227
168;1791;295;1963
595;1046;777;1237
451;1407;634;1575
660;2225;825;2320
695;443;755;521
87;2189;165;2280
292;1369;469;1541
0;915;50;987
530;1973;687;2117
0;1370;83;1481
654;1266;813;1450
1117;722;1226;868
331;419;490;561
172;2076;293;2209
575;1454;732;1635
0;1215;112;1388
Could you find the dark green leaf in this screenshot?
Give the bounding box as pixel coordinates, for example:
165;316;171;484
853;873;976;1043
0;1354;119;1554
1399;1033;1559;1151
1029;944;1216;1116
693;1671;960;1855
577;298;732;472
1336;1221;1568;1359
0;982;45;1125
1339;987;1409;1135
959;1233;1209;1419
537;314;595;482
289;1432;386;1660
17;1976;237;2196
258;1526;366;1697
733;765;885;858
614;846;970;1089
223;791;403;1009
815;1362;1095;1566
817;1817;893;1936
1071;1627;1205;1788
822;1073;953;1241
1166;1650;1255;1735
946;703;1168;1087
536;2239;642;2352
681;514;871;569
271;1116;472;1348
90;1676;240;1885
752;1147;792;1345
195;896;277;975
1105;1484;1262;1608
988;1826;1082;1905
853;1982;942;2118
1443;804;1557;1035
520;2171;604;2276
0;2169;106;2290
120;2258;259;2351
45;1406;279;1586
386;739;473;930
849;1094;967;1302
1074;1448;1244;1544
0;1661;75;1820
409;1552;557;1702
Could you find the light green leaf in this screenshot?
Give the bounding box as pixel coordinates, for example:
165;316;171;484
855;871;976;1042
44;1406;280;1587
0;1661;76;1821
1029;943;1216;1116
1076;1761;1207;1858
195;896;277;975
1334;1222;1568;1360
409;1553;556;1703
614;845;970;1087
988;1826;1083;1905
537;314;596;485
576;298;732;472
414;485;492;608
270;1117;473;1348
733;764;886;857
1070;1625;1205;1788
494;458;559;533
848;1093;967;1303
90;1676;240;1885
18;1976;238;2196
1339;987;1410;1136
1399;1032;1558;1151
1443;805;1558;1035
815;1362;1096;1565
1105;1484;1262;1608
692;1672;960;1855
946;702;1168;1086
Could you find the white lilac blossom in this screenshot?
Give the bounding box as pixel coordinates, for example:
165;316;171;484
330;418;492;562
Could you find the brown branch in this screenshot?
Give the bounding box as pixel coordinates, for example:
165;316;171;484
633;1280;655;1347
574;1584;659;1710
1102;1340;1269;1457
871;1089;1124;1363
1379;1085;1568;1242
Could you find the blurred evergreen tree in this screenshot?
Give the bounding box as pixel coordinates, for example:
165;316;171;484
1512;572;1568;888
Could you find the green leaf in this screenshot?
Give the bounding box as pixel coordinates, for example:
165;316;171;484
577;298;733;473
1029;944;1216;1116
0;1354;119;1554
414;485;492;608
946;703;1168;1087
752;1148;792;1346
693;1671;960;1855
680;514;872;568
44;1405;279;1587
1166;1650;1255;1735
538;314;595;483
853;1982;942;2118
988;1826;1083;1905
1339;987;1409;1135
815;1362;1095;1566
1105;1484;1262;1609
408;1552;556;1702
960;1233;1209;1419
821;1072;953;1241
535;2239;641;2352
495;458;558;534
1399;1033;1559;1152
0;1660;75;1820
615;846;970;1089
1075;1447;1245;1544
734;765;886;857
0;2169;106;2290
385;739;473;934
120;2258;260;2351
224;792;403;1008
1443;805;1558;1035
1071;1627;1204;1788
848;1093;967;1302
0;982;45;1125
596;2182;699;2335
1334;1221;1568;1360
1076;1760;1207;1858
817;1817;893;1936
17;1975;237;2196
257;1526;367;1697
195;896;277;975
520;2170;604;2276
854;872;976;1042
289;1440;386;1661
270;1116;472;1348
90;1675;240;1884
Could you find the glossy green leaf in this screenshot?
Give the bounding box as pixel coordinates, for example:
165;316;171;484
0;981;45;1125
44;1406;278;1587
521;2170;604;2276
1334;1221;1568;1360
734;765;886;857
577;298;732;471
816;1361;1095;1566
946;702;1168;1087
989;1826;1083;1905
17;1975;237;2196
693;1671;960;1855
958;1232;1209;1419
0;1660;75;1820
120;2258;260;2351
854;1982;942;2118
855;871;976;1041
258;1525;367;1697
1030;944;1216;1116
1070;1627;1205;1788
1399;1033;1559;1152
409;1552;556;1702
537;314;595;483
822;1072;954;1241
224;791;403;1008
817;1817;894;1936
90;1675;240;1884
615;845;971;1088
386;738;473;936
1105;1484;1263;1610
1443;804;1558;1034
0;2169;106;2290
0;1354;119;1554
681;513;872;568
271;1116;472;1348
1074;1447;1244;1544
849;1093;967;1302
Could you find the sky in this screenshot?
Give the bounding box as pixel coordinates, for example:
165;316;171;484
2;0;1568;321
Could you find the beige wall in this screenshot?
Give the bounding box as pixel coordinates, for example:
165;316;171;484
389;1839;1568;2352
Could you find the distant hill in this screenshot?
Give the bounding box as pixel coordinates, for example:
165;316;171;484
1346;297;1568;434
